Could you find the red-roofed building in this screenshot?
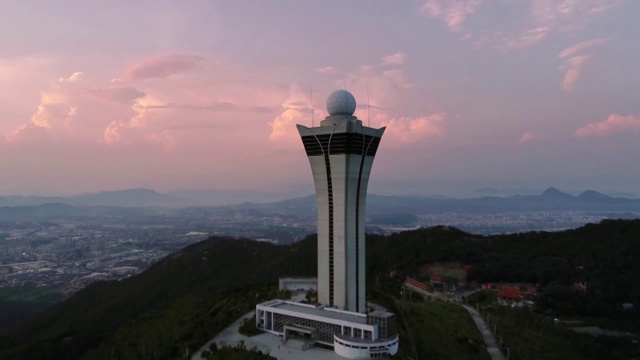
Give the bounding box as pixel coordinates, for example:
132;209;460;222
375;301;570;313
499;287;523;301
405;277;429;291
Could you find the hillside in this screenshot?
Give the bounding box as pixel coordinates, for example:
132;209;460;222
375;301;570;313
0;220;638;359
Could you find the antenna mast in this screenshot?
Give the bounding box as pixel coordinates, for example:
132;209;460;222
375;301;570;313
310;84;314;127
367;82;371;127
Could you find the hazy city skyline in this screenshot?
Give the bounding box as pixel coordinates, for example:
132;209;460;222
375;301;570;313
1;0;639;197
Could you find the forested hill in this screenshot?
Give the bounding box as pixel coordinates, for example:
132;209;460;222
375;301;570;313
0;220;638;359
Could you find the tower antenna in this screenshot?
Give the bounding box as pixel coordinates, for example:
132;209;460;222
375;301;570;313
343;76;347;91
367;82;371;127
309;84;314;127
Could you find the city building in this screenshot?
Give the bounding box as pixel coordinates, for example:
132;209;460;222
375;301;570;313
256;90;399;359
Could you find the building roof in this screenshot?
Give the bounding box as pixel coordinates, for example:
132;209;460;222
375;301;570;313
258;300;368;325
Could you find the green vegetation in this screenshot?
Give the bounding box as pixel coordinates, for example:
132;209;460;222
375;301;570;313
239;314;262;337
202;342;272;359
0;236;316;359
0;219;638;359
368;220;640;333
0;282;65;304
467;291;639;360
0;283;66;335
399;300;488;360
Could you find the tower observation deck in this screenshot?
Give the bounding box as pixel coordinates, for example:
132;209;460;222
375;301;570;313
296;89;385;313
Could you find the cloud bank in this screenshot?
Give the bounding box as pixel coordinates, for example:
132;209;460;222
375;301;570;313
574;114;640;138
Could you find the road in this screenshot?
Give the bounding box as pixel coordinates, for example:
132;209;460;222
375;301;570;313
462;305;506;360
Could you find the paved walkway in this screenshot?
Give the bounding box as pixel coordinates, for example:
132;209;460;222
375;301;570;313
462;305;506;360
191;311;343;360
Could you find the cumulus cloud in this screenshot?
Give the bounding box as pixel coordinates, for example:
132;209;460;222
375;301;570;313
419;0;484;32
86;86;146;104
378;113;446;145
382;53;408;65
4;123;49;144
558;37;607;92
268;84;316;142
58;72;84;83
122;54;203;82
5;73;82;142
103;120;127;145
574;114;640;138
4;69;172;153
145;131;176;152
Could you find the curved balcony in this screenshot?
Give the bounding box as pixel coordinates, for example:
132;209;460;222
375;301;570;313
333;333;399;359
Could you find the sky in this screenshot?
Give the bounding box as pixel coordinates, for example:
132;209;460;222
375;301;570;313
1;0;639;198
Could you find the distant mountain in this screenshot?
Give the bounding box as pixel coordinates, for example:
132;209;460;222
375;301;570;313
0;196;69;207
577;190;613;201
540;187;575;199
1;187;639;215
232;187;640;216
167;188;292;206
70;188;181;207
475;187;542;196
0;189;180;208
0;203;84;219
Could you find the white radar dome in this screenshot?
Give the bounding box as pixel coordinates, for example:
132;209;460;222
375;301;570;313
326;89;356;116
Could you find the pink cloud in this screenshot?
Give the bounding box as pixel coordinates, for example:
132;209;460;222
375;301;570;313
268;84;316;143
559;54;593;92
419;0;484;32
574;114;640;138
557;38;607;92
503;27;550;50
86;86;146;104
102;120;126;145
383;53;408;65
122;54;203;82
558;37;608;58
518;131;537;143
145;131;176;152
531;0;620;32
4;70;158;149
4;123;49;144
379;113;446;145
424;0;619;51
316;66;339;74
58;72;84;83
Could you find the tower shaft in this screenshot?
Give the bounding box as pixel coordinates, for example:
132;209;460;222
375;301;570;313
297;115;384;313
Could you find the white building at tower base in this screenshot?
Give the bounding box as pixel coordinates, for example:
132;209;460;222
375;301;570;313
256;299;398;359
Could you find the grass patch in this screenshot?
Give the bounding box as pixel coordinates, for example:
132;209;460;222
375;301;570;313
396;299;490;360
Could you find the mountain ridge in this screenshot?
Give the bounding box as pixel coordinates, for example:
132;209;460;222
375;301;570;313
1;188;639;216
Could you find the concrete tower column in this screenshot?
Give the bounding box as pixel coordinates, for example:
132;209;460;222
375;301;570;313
296;90;385;313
